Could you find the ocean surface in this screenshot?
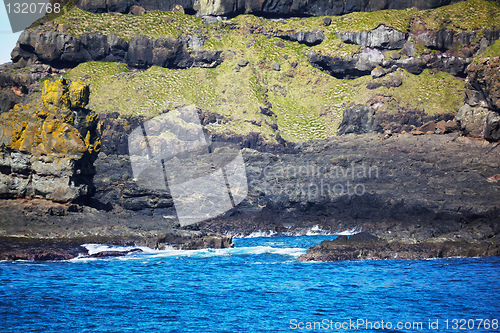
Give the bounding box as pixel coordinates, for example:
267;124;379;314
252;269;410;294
0;235;499;332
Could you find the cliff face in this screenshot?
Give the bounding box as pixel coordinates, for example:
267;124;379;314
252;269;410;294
11;30;222;70
73;0;467;17
457;50;500;140
0;79;100;202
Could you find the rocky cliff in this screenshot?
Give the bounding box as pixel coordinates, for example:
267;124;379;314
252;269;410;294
11;29;222;70
1;0;499;260
73;0;470;17
456;42;500;140
0;78;100;202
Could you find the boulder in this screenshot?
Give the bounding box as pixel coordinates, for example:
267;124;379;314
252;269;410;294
484;111;500;141
337;105;377;135
417;121;436;134
129;5;146;15
456;104;489;137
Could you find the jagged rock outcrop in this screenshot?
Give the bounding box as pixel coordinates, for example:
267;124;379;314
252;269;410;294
308;24;499;79
457;51;500;140
337;25;407;50
415;29;500;52
11;29;223;69
307;48;385;79
307;47;475;79
0;79;100;202
74;0;469;17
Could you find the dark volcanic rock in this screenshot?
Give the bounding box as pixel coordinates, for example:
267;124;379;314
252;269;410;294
0;237;89;261
0;198;234;261
298;232;500;261
197;132;500;242
307;49;382;79
457;56;500;140
11;30;223;70
485;111;500;141
276;30;325;46
338;105;377;135
74;0;469;17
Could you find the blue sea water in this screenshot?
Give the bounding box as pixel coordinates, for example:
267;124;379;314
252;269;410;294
0;235;499;333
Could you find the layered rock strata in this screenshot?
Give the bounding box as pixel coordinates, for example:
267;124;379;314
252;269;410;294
11;30;223;69
73;0;470;17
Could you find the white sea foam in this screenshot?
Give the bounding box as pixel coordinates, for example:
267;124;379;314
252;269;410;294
232;226;359;238
71;244;306;262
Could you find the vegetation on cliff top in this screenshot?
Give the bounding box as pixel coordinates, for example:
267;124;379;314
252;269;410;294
37;1;496;142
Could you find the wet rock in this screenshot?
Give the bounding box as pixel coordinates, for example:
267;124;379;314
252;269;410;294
323;17;332;27
298;232;500;261
87;249;143;258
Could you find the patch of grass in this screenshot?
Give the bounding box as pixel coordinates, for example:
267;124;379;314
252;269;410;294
420;0;500;32
49;0;484;143
347;69;465;115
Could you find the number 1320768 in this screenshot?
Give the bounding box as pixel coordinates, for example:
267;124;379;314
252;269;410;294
5;2;60;14
444;319;498;330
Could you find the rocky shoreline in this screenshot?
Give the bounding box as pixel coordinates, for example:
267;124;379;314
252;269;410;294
0;199;234;260
298;232;500;261
2;130;499;261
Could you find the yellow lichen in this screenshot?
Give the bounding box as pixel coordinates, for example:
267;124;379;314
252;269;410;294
0;79;99;157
